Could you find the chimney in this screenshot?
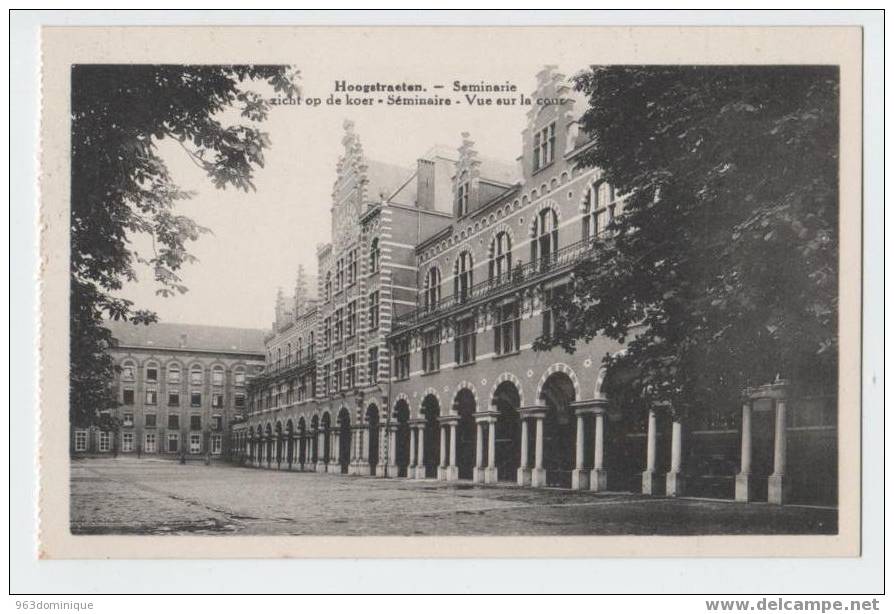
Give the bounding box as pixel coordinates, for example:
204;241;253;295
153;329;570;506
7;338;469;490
416;158;435;210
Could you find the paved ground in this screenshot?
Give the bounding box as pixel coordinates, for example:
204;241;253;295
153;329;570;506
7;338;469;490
70;457;837;536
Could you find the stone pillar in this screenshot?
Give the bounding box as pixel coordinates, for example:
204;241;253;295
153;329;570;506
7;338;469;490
571;413;589;490
415;425;427;479
531;416;546;487
473;421;485;484
437;425;447;480
735;401;753;502
375;425;387;477
768;399;789;504
590;410;608;491
517;418;531;486
642;408;661;494
484;418;498;483
316;430;327;473
385;426;398;477
409;427;417;476
666;419;685;496
328;430;341;473
446;422;459;481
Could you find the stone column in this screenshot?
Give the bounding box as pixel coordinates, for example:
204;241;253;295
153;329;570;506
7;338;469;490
473;421;485;483
328;430;340;473
385;426;398;478
375;425;386;477
484;418;498;484
735;401;753;501
416;425;427;479
571;413;589;490
316;429;327;473
437;425;447;480
446;422;459;482
409;427;417;477
642;408;661;494
517;418;531;486
590;410;608;491
768;399;789;504
531;416;546;487
666;418;685;496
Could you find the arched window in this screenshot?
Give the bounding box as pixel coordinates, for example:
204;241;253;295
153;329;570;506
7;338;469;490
424;267;441;311
233;366;246;387
189;364;203;385
145;360;159;382
167;362;181;384
531;207;559;269
456;171;470;217
121;360;136;381
454;251;474;303
582;180;619;240
489;232;512;282
211;365;225;387
369;238;380;274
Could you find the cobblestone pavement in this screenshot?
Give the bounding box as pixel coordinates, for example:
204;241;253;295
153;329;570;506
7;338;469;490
70;457;837;536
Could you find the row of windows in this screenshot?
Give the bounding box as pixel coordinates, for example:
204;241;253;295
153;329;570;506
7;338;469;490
395;289;567;379
424;181;621;310
120;362;247;386
121;389;245;408
256;373;315;411
117;412;225;431
323;238;384;303
74;430;224;454
323;294;382;349
268;336;314;371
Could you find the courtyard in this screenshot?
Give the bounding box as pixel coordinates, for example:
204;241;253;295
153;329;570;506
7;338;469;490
70;457;837;536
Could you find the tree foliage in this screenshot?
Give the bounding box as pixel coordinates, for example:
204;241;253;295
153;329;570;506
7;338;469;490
535;66;838;418
70;64;299;427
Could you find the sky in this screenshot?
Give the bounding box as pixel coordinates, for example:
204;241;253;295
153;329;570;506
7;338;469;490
115;32;596;330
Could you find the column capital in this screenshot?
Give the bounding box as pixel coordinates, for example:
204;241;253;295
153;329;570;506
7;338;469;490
473;410;499;423
437;415;460;426
519;405;547;419
408;418;426;427
570;398;608;416
746;379;790;401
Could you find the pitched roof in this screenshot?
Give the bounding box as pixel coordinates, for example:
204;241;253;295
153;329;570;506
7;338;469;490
105;320;266;355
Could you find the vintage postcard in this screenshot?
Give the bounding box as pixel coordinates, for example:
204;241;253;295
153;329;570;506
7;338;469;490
38;25;862;559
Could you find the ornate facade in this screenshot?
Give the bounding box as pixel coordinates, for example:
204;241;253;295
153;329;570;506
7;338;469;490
231;67;837;506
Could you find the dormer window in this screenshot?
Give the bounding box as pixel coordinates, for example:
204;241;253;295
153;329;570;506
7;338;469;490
533;121;556;171
456;173;470;217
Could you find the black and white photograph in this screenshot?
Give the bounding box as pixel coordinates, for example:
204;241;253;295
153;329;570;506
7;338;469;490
26;20;872;578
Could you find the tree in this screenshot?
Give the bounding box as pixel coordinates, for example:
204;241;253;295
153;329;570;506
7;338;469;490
70;65;299;427
535;66;838;419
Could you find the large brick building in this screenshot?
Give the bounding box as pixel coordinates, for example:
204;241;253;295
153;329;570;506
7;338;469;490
73;321;265;458
230;66;836;506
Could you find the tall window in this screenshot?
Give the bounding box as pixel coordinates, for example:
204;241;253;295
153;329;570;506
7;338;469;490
191;391;202;407
369;238;380;273
531;207;559;269
233;366;245;386
121;432;134;452
323;317;332;348
212;365;224;386
308;332;314;358
455;316;477;365
325;272;332;301
424;267;441;311
168;414;180;430
145;413;157;427
145;387;158;405
189;433;202;454
145;432;157;453
533;121;556;171
336;258;345;291
494;301;521;355
368;291;380;330
122;388;135;405
456;172;470;216
394;337;411;380
489;232;512;282
286;343;292;366
368;347;379;384
189;365;203;385
322;364;330;396
348;249;358;285
454;251;473;303
346;301;357;338
98;431;111;453
542;284;569;338
334;308;344;342
168;390;180;406
168;432;180;453
334;358;343;390
582;180;620;240
167;363;181;383
145;362;158;382
422;327;440;373
190;414;202;431
74;430;88;452
345;353;356;389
